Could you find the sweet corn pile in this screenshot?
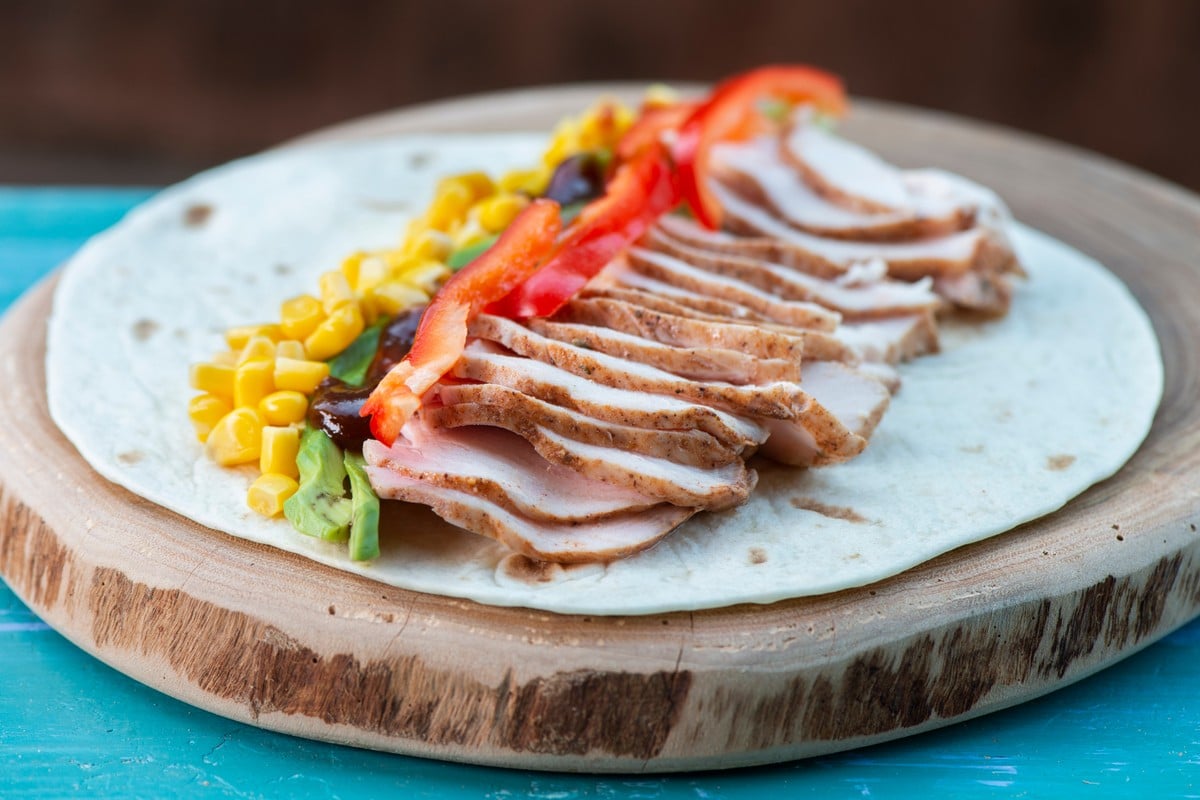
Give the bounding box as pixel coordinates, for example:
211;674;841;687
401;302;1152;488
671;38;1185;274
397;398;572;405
188;98;638;519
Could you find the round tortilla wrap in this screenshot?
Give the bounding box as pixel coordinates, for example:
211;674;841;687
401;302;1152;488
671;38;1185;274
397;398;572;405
46;133;1163;615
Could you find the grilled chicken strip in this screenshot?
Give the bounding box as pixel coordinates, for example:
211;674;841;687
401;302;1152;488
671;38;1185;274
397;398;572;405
712;183;1010;281
365;466;695;562
428;402;757;509
564;292;857;363
782;123;967;217
642;227;942;320
527;317;801;384
623;247;842;331
469;314;809;420
452;341;769;450
362;424;661;522
712;136;971;240
435;382;744;468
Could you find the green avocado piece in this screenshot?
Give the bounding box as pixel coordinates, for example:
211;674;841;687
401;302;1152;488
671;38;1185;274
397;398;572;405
327;321;385;387
283;427;352;542
343;452;381;561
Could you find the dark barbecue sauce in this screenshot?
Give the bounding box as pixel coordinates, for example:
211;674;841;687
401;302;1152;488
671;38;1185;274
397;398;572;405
307;304;425;449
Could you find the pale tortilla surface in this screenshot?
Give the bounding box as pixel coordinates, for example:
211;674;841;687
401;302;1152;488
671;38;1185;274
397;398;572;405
46;134;1163;615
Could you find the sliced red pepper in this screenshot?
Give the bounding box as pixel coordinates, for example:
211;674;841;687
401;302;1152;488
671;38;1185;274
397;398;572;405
615;101;696;162
674;65;847;229
487;146;681;320
362;199;561;445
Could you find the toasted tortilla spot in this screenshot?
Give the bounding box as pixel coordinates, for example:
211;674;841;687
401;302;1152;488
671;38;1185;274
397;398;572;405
183;203;213;227
116;450;144;465
748;547;768;565
790;497;868;523
501;554;562;584
131;319;159;341
1047;454;1076;471
496;553;604;586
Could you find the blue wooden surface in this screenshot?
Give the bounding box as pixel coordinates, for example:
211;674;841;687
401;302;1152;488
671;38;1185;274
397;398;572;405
3;187;1200;798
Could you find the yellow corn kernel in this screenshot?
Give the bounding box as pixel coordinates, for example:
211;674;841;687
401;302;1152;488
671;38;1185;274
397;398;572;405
612;102;635;136
396;260;450;294
441;171;495;202
259;425;301;478
498;166;550;196
578;101;634;151
237;334;276;365
189;362;236;399
356;295;384;327
643;83;679;108
233;359;275;409
205;408;263;466
452;218;490;250
212;350;239;367
542;119;580;167
404;228;453;262
274;357;330;394
275;339;306;360
279;294;325;341
259;390;309;426
426;181;473;232
340;251;367;287
247;473;299;517
225;324;282;350
371;280;429;316
474;193;530;234
377;252;419;278
304;303;364;361
577;114;606;151
318;270;356;315
354;255;389;294
188;394;232;443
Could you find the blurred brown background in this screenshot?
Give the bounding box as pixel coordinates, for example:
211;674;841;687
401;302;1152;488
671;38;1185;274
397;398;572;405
1;0;1198;190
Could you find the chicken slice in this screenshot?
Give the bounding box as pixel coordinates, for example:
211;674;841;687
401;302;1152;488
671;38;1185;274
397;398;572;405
527;317;800;384
452;342;769;450
759;361;891;467
565;292;856;363
712;136;970;240
469;314;809;421
427;406;756;510
365;469;694;563
623;248;842;331
837;312;941;364
711;182;1008;282
362;424;660;523
435;382;743;468
782;122;957;215
643;226;941;320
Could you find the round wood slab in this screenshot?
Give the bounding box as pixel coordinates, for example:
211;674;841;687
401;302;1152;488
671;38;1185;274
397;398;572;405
3;88;1199;773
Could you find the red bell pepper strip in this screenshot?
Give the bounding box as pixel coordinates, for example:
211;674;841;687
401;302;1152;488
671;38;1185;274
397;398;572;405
674;65;847;230
362;199;562;445
615;101;696;162
487;146;681;320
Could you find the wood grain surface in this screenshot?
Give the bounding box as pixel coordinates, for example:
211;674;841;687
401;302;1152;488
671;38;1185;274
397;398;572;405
1;89;1199;773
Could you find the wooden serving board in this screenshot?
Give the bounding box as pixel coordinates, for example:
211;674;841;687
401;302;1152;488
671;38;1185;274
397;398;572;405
2;88;1199;774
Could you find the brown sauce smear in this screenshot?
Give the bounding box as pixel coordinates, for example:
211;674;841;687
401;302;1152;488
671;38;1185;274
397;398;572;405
790;497;868;523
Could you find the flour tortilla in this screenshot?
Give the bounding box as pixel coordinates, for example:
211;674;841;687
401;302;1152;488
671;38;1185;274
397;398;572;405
46;133;1163;615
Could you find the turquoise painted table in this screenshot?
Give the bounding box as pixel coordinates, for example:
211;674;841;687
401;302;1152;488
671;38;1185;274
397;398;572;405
3;187;1199;798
